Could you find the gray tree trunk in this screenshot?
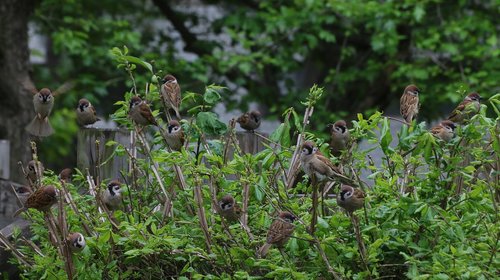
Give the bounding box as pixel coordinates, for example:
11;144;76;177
0;0;37;183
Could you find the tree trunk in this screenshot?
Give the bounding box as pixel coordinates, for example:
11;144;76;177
0;0;37;183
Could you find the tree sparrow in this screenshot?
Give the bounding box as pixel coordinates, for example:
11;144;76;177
337;184;365;213
300;141;342;182
447;92;481;124
329;120;350;157
258;211;296;257
14;185;33;206
27;160;44;183
400;84;420;124
217;194;242;222
431;120;457;142
160;74;182;119
26;88;55;137
76;98;99;126
165;120;185;151
13;185;58;217
102;180;123;210
66;232;86;253
58;168;73;183
237;110;262;132
129;96;158;126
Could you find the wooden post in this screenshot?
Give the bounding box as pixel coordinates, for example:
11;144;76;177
235;131;268;155
0;140;9;180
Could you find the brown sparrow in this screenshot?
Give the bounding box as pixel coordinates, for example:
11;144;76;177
300;141;342;182
66;232;86;253
13;185;58;217
329;120;350;156
76;98;99;126
236;110;262;132
160;74;182;119
400;84;420;124
337;184;365;213
102;180;123;210
27;160;44;183
58;168;73;183
431;120;457;142
165;120;185;151
129;96;158;126
26;88;55;137
14;185;33;206
447;92;481;124
258;211;296;257
217;194;242;222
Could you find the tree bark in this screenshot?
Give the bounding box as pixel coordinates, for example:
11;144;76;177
0;0;37;183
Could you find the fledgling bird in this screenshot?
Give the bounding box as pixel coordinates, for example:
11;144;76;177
26;88;55;137
164;120;185;151
300;141;342;182
329;120;350;157
400;84;420;124
14;185;33;206
237;110;262;132
76;98;99;126
129;96;158;126
447;92;482;124
258;211;296;257
66;232;86;253
58;168;73;183
160;74;182;119
337;184;365;213
13;185;58;217
431;120;457;142
27;160;44;183
102;180;123;210
217;194;242;222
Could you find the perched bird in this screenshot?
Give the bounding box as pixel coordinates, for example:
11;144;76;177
329;120;350;157
337;184;365;213
447;92;482;124
27;160;44;183
217;194;242;222
14;185;33;206
400;84;420;124
102;180;123;210
300;141;342;182
58;168;73;183
26;88;55;137
431;120;457;142
13;185;58;217
160;74;182;119
129;96;158;126
258;211;296;257
237;110;262;132
76;98;99;126
66;232;86;253
164;120;185;151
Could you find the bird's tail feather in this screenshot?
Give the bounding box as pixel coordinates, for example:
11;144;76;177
26;116;54;137
258;243;272;257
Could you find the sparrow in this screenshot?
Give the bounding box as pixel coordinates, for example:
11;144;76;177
447;92;482;124
164;120;185;151
27;160;44;183
102;180;123;210
217;194;242;222
431;120;457;142
25;88;55;137
129;96;158;126
13;185;58;217
300;141;342;182
160;74;182;119
66;232;86;253
58;168;73;183
76;98;99;126
400;84;420;124
337;184;365;213
328;120;350;157
258;211;296;257
236;110;262;132
14;185;33;206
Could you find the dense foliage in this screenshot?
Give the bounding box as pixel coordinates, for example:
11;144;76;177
5;53;499;279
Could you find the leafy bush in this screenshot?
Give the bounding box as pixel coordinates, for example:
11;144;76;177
5;50;499;279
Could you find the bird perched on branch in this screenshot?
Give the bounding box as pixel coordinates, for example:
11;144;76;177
13;185;57;217
164;120;185;151
66;232;86;253
27;160;44;184
328;120;350;157
447;92;481;124
400;84;420;124
76;98;99;126
26;88;55;137
300;141;344;183
58;168;73;183
102;180;123;211
217;194;242;223
129;96;158;126
337;184;365;213
160;74;182;120
237;110;261;132
258;211;296;257
431;120;456;142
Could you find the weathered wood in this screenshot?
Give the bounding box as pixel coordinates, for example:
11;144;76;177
0;180;23;229
0;140;10;180
235;132;268;155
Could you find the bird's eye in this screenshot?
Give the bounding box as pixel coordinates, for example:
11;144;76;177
302;148;308;153
312;147;318;153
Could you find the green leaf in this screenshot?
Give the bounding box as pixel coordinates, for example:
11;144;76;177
196;112;227;135
123;55;153;73
203;87;222;105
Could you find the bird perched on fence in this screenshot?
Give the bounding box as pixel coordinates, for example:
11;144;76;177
160;74;182;120
447;92;481;124
26;88;55;137
217;194;242;223
300;141;343;183
164;120;185;151
328;120;350;157
27;160;44;184
129;96;158;126
102;180;123;211
66;232;86;253
237;110;261;132
431;120;457;142
400;84;420;124
337;184;365;213
258;211;296;257
76;98;99;126
13;185;58;217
